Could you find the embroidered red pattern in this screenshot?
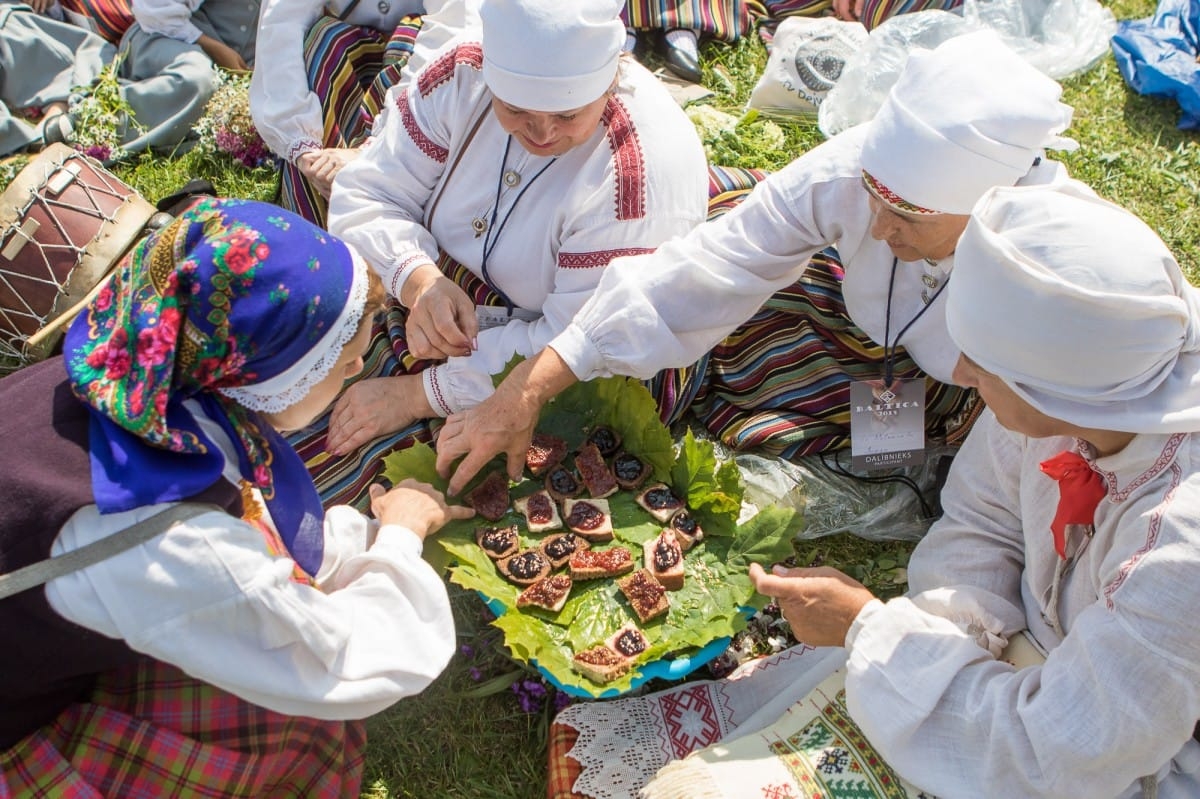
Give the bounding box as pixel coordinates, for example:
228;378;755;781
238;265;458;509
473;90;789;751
861;171;938;215
658;684;725;759
761;785;798;799
390;254;431;298
601;98;646;221
394;88;448;164
1104;461;1180;609
416;42;483;97
1104;433;1185;502
557;247;653;269
427;366;452;416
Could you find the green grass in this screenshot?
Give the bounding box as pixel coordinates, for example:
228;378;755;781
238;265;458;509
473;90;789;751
37;1;1197;794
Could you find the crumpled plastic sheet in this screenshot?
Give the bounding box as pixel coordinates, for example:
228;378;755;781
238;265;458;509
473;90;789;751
734;446;960;543
1111;0;1200;130
817;0;1117;136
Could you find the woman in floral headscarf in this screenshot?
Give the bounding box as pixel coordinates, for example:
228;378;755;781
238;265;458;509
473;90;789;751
0;197;472;797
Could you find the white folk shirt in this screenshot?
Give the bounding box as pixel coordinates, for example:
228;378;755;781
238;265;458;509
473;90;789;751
43;401;455;721
550;124;1071;387
328;46;708;416
844;411;1200;798
249;0;482;163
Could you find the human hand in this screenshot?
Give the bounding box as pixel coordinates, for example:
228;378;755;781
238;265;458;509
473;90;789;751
749;562;876;648
831;0;863;21
297;148;360;198
368;479;474;540
401;265;477;359
28;0;54;15
326;374;433;456
199;35;250;71
435;349;578;495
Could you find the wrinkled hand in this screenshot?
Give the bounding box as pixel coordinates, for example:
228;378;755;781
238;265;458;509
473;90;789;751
749;562;876;648
402;265;477;359
368;479;474;540
831;0;863;21
297;148;360;198
326;374;432;456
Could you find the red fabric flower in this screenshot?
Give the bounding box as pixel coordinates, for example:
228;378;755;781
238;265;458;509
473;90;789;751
1039;451;1108;559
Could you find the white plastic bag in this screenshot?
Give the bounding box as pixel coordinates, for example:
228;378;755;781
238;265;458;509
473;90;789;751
747;16;870;118
817;0;1117;137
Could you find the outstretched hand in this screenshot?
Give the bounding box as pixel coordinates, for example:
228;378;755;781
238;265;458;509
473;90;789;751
368;479;474;540
749;562;876;648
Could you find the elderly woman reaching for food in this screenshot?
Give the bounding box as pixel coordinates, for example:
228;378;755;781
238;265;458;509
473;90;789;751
292;0;709;509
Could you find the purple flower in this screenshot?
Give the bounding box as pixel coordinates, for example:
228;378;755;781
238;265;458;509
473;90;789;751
459;644;475;659
552;690;573;713
469;667;482;682
511;678;549;714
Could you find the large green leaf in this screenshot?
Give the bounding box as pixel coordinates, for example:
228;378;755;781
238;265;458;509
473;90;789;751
382;376;806;696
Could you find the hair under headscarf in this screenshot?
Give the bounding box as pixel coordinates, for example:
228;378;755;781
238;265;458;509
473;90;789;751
63;197;370;574
481;0;624;112
946;182;1200;434
859;29;1077;215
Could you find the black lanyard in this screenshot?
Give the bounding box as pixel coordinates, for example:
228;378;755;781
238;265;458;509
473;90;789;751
480;135;557;314
881;256;950;387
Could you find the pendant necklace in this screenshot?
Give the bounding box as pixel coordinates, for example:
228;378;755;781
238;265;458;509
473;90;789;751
478;135;558;313
920;258;944;305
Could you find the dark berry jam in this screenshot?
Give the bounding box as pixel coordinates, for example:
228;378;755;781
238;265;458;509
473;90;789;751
526;493;555;524
507;551;546;579
586;426;621;456
543;534;578;560
613;628;647;657
670;510;698;535
653;539;681;571
479;526;516;555
547;466;582;496
644;487;682;511
612;452;646;482
567;502;606;531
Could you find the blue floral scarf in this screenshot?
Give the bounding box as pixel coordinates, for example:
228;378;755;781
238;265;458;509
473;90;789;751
63;197;361;575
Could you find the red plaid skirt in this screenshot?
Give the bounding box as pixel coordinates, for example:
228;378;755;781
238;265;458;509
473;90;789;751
0;658;367;798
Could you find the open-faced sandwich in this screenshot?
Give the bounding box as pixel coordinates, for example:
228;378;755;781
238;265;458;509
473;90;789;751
513;488;563;533
525;432;568;477
515;573;573;613
617;568;670;623
611;450;651;491
497;548;552;586
642;528;685;591
574;441;618;499
538;531;590;569
635;482;686;524
475;524;520;561
667;509;704;550
544;464;584;502
569;545;634;580
585;424;622;457
467;470;511;522
563;497;614;542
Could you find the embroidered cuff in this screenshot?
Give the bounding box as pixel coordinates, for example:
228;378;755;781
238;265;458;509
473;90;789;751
387;254;437;303
423;365;454;418
287;138;323;163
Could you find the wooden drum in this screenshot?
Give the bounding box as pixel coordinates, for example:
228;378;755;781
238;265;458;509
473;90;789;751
0;144;157;370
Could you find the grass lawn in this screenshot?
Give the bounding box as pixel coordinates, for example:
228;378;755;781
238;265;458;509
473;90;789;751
15;0;1196;794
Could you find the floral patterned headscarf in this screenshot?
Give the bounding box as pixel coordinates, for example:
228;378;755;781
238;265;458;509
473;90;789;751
63;197;368;575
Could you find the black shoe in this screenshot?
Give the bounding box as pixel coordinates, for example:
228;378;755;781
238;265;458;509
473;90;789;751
661;31;702;84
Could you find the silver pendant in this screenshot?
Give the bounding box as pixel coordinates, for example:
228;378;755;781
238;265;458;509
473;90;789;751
921;274;940;289
471;217;488;237
502;170;521;188
921;289;932;305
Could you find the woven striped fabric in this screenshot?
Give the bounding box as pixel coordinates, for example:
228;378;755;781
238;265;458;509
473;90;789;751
279;15;422;228
621;0;754;41
57;0;134;45
288;241;710;512
759;0;962;30
0;658;366;798
693;248;978;459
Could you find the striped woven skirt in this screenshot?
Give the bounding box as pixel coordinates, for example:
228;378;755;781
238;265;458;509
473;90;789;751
691;169;979;461
288;242;715;511
0;658;366;798
757;0;962;30
622;0;755;41
278;15;421;228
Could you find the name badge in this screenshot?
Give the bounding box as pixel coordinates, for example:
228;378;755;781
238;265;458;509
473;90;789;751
849;378;926;471
476;305;541;331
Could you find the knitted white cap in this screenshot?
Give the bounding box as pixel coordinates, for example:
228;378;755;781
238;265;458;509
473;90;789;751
947;181;1200;433
860;30;1077;214
481;0;624;113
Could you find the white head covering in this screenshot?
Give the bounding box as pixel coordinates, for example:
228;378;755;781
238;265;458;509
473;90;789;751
860;30;1077;215
481;0;624;113
947;182;1200;434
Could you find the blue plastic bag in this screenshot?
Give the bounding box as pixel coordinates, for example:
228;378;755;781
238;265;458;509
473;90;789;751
1111;0;1200;130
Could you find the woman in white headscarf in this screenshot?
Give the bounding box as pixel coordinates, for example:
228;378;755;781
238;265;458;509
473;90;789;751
292;0;708;510
435;29;1081;493
553;183;1200;799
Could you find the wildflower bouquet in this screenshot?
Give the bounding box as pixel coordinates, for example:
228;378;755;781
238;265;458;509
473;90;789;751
194;70;273;169
68;59;140;162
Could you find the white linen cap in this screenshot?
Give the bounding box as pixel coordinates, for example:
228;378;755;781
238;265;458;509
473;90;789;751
860;30;1077;214
947;181;1200;434
481;0;624;113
